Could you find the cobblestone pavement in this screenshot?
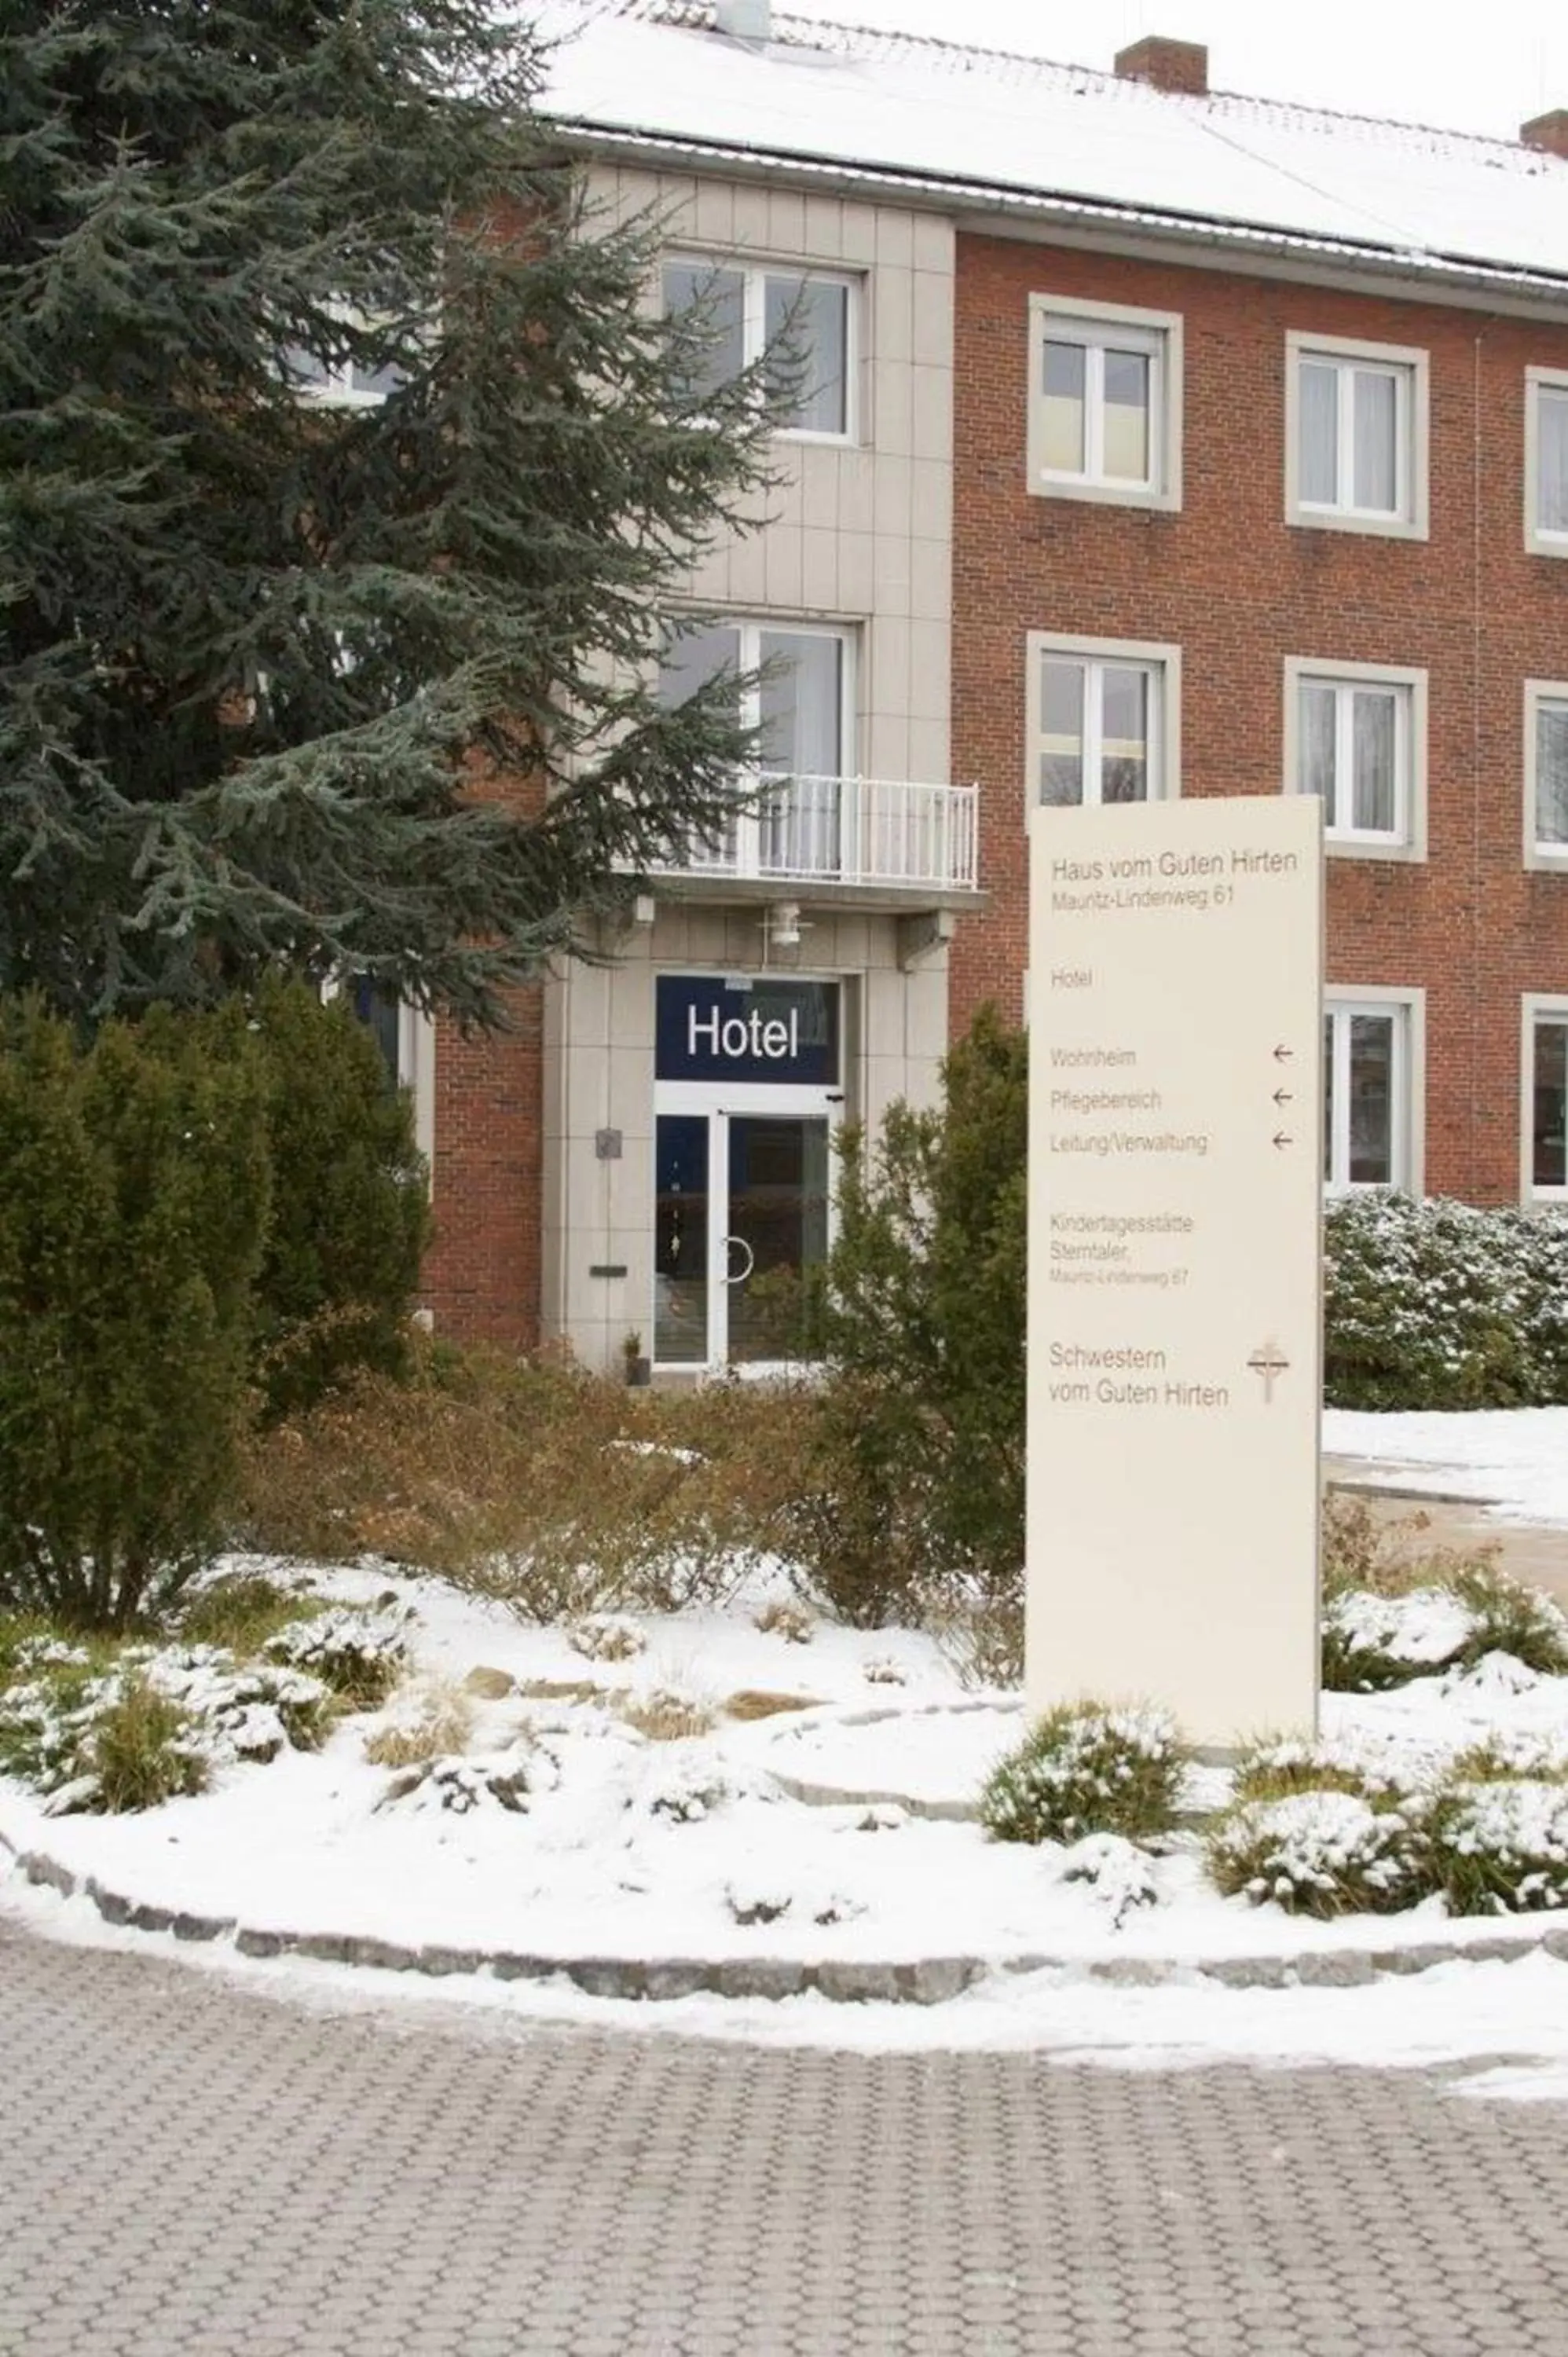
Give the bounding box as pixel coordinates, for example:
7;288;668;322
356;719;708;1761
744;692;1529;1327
4;1914;1568;2357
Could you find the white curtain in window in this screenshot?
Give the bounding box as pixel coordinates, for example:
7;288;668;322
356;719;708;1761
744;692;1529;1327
1299;683;1336;805
1352;369;1398;511
1539;388;1568;534
1299;362;1339;504
1537;701;1568;845
1041;339;1086;475
1351;689;1397;832
1101;348;1151;482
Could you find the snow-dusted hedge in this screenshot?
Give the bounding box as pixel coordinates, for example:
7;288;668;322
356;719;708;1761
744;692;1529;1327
264;1603;408;1706
0;1637;333;1813
980;1701;1185;1846
1427;1780;1568;1915
1321;1573;1568;1692
1324;1193;1568;1409
1207;1789;1429;1916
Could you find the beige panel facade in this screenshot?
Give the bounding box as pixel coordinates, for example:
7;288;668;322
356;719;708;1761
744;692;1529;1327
541;168;962;1376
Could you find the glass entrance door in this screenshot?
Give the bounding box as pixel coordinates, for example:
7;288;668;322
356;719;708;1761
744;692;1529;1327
654;1103;834;1369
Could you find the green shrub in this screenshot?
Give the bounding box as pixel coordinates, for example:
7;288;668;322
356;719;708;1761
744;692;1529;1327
1321;1570;1568;1691
803;1007;1026;1623
1230;1734;1412;1805
247;978;431;1417
1425;1779;1568;1915
1206;1788;1430;1917
979;1701;1185;1846
84;1677;209;1813
0;999;270;1631
1324;1193;1568;1409
176;1573;322;1656
1450;1563;1568;1675
264;1604;409;1708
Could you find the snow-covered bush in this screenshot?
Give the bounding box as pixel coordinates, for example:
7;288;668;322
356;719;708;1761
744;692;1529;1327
363;1678;474;1769
1060;1833;1160;1927
1426;1780;1568;1915
1321;1587;1479;1691
0;1640;333;1812
378;1754;530;1815
567;1613;647;1663
1322;1571;1568;1691
979;1702;1185;1846
644;1758;734;1824
753;1600;815;1645
1324;1193;1568;1409
265;1603;408;1707
1231;1732;1417;1804
1206;1789;1429;1918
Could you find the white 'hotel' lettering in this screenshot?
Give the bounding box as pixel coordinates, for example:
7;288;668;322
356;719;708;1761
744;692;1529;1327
687;1005;800;1061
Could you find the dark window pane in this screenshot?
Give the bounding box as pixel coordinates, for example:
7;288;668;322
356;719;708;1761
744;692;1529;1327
1347;1014;1394;1184
1534;1021;1568;1189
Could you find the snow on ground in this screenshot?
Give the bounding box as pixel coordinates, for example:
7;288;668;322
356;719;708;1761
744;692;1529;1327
1324;1405;1568;1525
6;1410;1568;2073
4;1546;1568;1978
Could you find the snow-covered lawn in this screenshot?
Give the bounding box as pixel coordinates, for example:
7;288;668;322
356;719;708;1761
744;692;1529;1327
4;1550;1568;1979
5;1406;1568;2078
1324;1404;1568;1525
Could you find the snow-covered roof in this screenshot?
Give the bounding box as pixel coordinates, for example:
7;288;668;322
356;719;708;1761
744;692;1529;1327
537;1;1568;300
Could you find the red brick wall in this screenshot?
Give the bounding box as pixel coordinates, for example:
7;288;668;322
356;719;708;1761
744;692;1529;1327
951;232;1568;1204
419;983;544;1348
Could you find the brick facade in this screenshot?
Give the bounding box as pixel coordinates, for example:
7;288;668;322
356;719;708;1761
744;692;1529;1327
950;233;1568;1204
420;984;545;1348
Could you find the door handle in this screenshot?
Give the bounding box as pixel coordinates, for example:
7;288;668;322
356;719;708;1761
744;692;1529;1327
724;1234;755;1285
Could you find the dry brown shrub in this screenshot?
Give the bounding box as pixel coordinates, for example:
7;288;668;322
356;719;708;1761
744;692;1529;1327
236;1344;821;1622
1320;1491;1501;1600
363;1678;475;1769
617;1688;717;1741
723;1689;821;1721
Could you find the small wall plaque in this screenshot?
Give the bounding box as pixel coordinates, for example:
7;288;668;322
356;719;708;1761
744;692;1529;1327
588;1263;628;1280
595;1128;623;1160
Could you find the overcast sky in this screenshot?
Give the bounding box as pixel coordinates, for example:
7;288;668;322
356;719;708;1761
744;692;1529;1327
782;0;1568;142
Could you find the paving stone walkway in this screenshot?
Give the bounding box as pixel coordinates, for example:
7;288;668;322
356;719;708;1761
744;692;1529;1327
4;1914;1568;2355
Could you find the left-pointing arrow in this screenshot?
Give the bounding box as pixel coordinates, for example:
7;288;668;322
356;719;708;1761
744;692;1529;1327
1272;1131;1293;1150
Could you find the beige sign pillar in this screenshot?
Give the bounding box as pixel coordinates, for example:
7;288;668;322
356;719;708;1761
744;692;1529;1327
1027;794;1323;1747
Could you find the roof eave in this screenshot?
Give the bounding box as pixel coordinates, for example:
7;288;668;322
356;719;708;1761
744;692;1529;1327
554;115;1568;309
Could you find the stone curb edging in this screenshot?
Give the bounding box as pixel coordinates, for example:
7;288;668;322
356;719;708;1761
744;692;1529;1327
5;1819;1567;2004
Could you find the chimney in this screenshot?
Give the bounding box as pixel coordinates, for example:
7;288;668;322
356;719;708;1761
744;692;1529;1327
714;0;771;38
1521;109;1568;159
1114;35;1209;97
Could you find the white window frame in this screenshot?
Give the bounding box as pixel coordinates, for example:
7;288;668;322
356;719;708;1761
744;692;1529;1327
663;614;858;770
662;253;859;445
1521;994;1568;1203
1526;368;1568;557
1285;332;1429;541
1283;658;1427;862
1027;295;1184;511
1323;988;1424;1197
1523;677;1568;871
1024;632;1181;815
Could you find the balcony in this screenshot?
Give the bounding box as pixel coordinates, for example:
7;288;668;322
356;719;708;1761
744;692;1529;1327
645;773;981;909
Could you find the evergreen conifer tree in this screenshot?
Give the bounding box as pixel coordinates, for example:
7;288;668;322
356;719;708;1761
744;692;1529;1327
0;1;775;1024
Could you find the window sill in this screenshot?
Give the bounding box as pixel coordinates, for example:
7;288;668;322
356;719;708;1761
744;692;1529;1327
1288;506;1427;543
1525;847;1568;874
773;427;856;449
1030;475;1181;514
1324;835;1426;864
1526;529;1568;559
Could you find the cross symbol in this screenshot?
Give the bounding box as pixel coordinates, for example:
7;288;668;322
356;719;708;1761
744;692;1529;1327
1247;1340;1290;1403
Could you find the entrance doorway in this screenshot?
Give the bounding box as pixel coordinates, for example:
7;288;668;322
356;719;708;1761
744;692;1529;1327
652;973;842;1373
654;1097;835;1369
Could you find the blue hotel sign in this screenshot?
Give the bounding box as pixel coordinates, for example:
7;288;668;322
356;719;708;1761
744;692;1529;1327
656;976;839;1086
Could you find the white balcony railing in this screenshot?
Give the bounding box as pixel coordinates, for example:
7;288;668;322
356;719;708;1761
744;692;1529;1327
650;774;979;893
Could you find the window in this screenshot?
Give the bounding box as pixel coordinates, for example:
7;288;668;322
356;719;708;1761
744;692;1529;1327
1286;333;1428;539
1323;992;1422;1193
1028;297;1182;508
1522;998;1568;1199
1524;680;1568;868
658;617;852;877
282;304;408;409
323;977;435;1170
661;258;853;439
1284;659;1427;859
1026;634;1181;809
1526;368;1568;555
